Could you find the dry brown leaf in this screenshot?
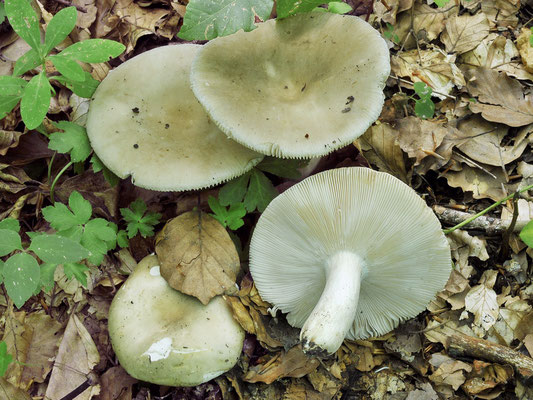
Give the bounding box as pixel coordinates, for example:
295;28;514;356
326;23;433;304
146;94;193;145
243;346;320;384
524;334;533;358
462;360;513;399
441;13;489;55
517;28;533;74
373;0;413;24
395;3;449;49
391;49;465;97
425;311;476;346
44;314;100;400
429;353;472;391
99;366;137;400
283;380;328;400
465;270;499;331
443;164;510;201
74;0;98;29
0;131;23;156
406;382;439;400
481;0;519;28
155;211;240;305
489;298;532;346
306;367;342;399
0;378;32;400
94;0;119;38
455;116;532;166
466;67;533;127
356;123;408;182
383;333;422;363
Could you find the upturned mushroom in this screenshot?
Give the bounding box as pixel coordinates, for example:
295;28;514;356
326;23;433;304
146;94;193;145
108;255;245;386
249;167;451;355
86;44;263;191
190;12;390;158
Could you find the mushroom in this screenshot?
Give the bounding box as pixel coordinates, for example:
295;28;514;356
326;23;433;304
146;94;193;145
249;167;451;355
108;255;245;386
86;44;263;191
190;12;390;158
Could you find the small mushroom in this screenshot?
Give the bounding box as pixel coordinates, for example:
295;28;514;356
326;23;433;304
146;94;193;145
249;167;451;355
190;12;390;158
108;255;245;386
86;44;263;191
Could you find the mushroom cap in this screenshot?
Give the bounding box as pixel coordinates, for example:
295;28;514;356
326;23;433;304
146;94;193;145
108;255;245;386
86;44;263;191
249;167;451;339
190;12;390;159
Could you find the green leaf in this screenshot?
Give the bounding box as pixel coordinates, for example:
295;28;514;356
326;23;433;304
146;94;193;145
29;234;91;264
434;0;450;6
120;199;161;239
0;341;13;377
39;263;57;292
327;2;352;14
178;0;274;40
219;173;250;207
43;6;77;55
49;121;92;163
244;169;278;212
0;229;23;257
0;218;20;232
81;218;116;265
3;253;40;308
0;76;27;97
0;260;3;285
63;262;89;287
0;3;6;23
42;203;79;231
519;220;533;248
49;55;85;82
58;39;125;63
5;0;42;52
68;190;92;224
414;98;435;119
13;48;42;76
90;154;120;186
226;203;246;230
0;97;21;120
277;0;324;18
53;72;100;98
116;230;128;248
20;71;52;130
413;82;432;99
256;157;305;179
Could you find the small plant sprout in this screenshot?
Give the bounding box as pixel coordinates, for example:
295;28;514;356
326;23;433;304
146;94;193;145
108;255;245;386
190;12;390;158
412;82;435;119
384;23;400;44
250;168;451;355
86;45;263;191
120;199;162;240
1;1;125;129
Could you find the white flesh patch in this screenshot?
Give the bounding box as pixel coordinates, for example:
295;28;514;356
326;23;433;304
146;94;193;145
143;337;172;361
149;266;161;276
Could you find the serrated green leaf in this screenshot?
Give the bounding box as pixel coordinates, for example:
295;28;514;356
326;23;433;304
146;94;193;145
13;48;42;76
129;199;147;217
39;263;57;292
219;173;250;207
29;234;90;264
49;55;85;82
415;98;435;120
120;199;161;239
48;121;92;163
5;0;42;52
208;195;227;221
256;157;305;179
82;218;116;265
327;2;352;14
226;203;246;230
53;72;100;98
0;341;13;377
63;262;89;287
0;218;20;232
67;190;92;224
0;76;27;96
244;169;278;212
20;72;52;130
178;0;274;40
42;202;78;231
116;230;128;248
90;154;119;186
0;229;22;256
520;220;533;248
58;39;125;63
44;6;77;55
277;0;324;18
3;252;40;308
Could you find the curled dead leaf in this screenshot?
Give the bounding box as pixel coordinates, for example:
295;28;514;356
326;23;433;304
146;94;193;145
155;211;240;305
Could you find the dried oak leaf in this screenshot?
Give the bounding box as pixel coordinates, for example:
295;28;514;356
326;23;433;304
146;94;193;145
0;379;31;400
465;270;499;331
466;67;533;126
155;211;240;305
462;360;513;399
441;13;489;55
395;3;449;49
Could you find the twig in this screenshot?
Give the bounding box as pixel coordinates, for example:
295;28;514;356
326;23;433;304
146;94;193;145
433;205;528;235
389;75;457;100
442;184;533;234
447;333;533;380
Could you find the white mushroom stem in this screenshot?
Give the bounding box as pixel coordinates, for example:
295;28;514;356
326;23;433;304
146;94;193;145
300;251;364;355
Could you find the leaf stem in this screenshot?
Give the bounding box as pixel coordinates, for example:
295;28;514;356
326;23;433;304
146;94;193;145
47;152;56;183
49;161;73;203
443;184;533;234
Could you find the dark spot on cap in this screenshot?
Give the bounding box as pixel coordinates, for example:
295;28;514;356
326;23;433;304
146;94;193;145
346;96;354;105
165;123;170;129
305;134;309;139
133;144;139;149
342;107;351;113
132;107;139;113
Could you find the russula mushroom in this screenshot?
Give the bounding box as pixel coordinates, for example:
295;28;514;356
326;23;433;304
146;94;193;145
108;255;245;386
249;167;451;355
86;44;263;191
190;12;390;158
